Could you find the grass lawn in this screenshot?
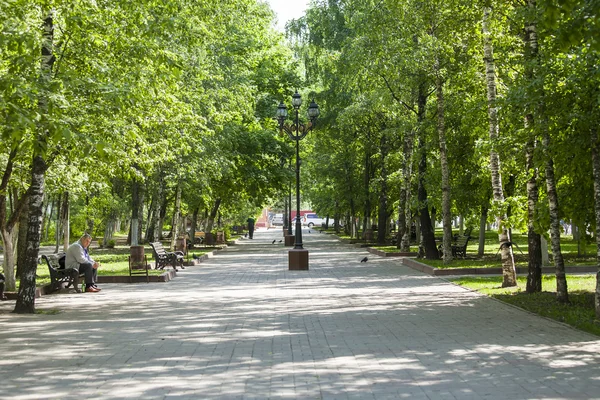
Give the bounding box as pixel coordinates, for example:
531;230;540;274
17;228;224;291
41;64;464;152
448;275;600;336
372;246;418;253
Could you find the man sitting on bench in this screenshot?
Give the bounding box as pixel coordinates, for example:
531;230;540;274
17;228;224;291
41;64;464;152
65;233;101;293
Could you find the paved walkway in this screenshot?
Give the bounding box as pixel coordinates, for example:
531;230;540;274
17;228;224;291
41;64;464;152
1;228;599;400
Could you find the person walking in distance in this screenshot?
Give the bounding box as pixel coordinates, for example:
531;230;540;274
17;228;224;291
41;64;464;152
65;233;101;292
247;217;255;239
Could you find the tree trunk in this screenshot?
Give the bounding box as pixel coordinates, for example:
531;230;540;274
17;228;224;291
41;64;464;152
362;147;371;240
137;181;145;244
54;192;62;253
43;195;54;242
524;2;543;293
435;57;452;264
61;191;69;251
1;229;16;291
190;206;199;242
158;191;167;240
398;128;415;251
418;143;438;259
205;198;221;233
478;204;488;257
412;79;438;259
14;10;54;314
15;155;46;313
377;133;389;244
483;6;516;286
525;139;543;292
543;130;569;303
130;179;140;246
16;198;29;285
145;200;155;243
153;176;164;242
170;183;182;250
0;146;25;291
590;126;600;318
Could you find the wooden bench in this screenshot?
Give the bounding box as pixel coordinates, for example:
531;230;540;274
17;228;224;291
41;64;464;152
451;234;471;258
149;242;184;271
40;253;84;293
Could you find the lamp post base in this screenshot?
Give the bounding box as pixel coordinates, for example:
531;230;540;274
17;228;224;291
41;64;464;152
284;235;295;247
288;249;309;270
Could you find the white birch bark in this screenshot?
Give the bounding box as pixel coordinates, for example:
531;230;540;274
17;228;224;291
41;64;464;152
483;6;516;286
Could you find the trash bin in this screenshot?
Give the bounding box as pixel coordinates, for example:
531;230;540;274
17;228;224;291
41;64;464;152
175;237;187;254
129;245;146;269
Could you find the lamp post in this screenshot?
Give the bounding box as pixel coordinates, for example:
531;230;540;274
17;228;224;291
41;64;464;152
277;91;319;270
287;158;293;236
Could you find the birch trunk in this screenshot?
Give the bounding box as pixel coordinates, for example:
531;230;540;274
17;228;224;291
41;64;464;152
435;57;452;264
483;6;516;286
14;10;54;313
543;133;568;302
542;129;568;302
524;1;543;293
528;0;568;302
590;126;600;318
1;229;16;291
43;196;54;242
0;146;25;291
525;138;543;292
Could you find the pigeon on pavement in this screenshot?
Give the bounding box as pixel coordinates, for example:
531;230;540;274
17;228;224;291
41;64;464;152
272;240;276;244
360;257;368;263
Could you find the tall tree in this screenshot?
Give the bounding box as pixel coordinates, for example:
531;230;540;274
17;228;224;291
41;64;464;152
483;5;517;287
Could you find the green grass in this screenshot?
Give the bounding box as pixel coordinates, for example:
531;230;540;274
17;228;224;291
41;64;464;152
448;275;600;336
374;246;418;253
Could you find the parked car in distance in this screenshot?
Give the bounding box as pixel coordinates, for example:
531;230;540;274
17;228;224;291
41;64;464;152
302;213;330;228
271;213;284;226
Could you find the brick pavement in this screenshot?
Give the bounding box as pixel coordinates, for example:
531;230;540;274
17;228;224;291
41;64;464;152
1;228;599;400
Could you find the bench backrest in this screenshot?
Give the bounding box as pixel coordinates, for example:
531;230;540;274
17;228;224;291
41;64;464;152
453;235;470;247
41;253;66;270
150;242;167;255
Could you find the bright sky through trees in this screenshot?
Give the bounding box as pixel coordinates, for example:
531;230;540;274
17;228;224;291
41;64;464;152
265;0;309;31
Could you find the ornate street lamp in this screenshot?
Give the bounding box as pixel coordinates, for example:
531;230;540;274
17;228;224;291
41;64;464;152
277;91;319;270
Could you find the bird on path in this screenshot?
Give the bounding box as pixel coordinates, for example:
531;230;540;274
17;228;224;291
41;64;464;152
193;254;200;260
308;230;311;234
244;233;248;238
272;240;276;244
278;240;283;243
360;257;368;263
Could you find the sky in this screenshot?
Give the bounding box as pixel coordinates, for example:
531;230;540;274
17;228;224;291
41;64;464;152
265;0;310;31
